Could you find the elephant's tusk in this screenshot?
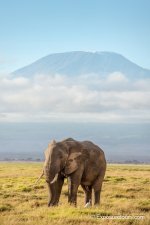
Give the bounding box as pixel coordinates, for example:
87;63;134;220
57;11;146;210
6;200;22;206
50;173;58;184
34;171;44;186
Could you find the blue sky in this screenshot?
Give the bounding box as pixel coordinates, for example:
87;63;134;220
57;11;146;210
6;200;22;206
0;0;150;73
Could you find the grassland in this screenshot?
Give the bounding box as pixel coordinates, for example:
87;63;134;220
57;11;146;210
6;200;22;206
0;163;150;225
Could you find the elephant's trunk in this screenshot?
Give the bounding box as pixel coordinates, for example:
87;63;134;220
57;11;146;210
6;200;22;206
44;164;59;183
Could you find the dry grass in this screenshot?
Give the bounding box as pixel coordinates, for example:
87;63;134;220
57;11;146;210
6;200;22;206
0;163;150;225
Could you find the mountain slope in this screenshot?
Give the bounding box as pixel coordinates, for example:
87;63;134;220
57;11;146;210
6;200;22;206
13;51;150;79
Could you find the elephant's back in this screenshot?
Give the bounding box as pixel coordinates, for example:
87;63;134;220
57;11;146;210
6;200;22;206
81;141;104;155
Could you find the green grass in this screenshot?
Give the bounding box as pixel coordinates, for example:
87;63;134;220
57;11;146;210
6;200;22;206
0;163;150;225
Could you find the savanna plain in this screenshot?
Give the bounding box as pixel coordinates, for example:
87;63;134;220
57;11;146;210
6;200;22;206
0;163;150;225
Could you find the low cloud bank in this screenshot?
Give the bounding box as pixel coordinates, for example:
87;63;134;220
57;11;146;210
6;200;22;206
0;72;150;122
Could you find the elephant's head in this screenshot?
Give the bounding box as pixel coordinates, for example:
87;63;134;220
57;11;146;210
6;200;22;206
43;139;83;184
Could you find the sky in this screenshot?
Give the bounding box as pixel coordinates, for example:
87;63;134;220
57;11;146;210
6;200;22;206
0;0;150;73
0;0;150;123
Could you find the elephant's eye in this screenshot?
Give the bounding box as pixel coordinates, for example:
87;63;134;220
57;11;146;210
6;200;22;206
69;159;73;162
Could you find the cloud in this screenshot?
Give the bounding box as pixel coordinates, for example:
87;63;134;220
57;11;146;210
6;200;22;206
107;72;128;82
0;73;150;122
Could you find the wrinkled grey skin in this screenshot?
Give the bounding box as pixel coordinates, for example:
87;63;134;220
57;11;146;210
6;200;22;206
43;138;106;207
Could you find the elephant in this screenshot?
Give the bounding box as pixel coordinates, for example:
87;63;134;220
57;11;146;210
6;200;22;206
39;138;106;207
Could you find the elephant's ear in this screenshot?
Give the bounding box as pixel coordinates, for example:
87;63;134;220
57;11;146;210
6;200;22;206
65;152;82;174
49;139;56;146
44;139;56;159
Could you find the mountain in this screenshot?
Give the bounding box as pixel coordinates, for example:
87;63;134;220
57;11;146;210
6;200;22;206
13;51;150;79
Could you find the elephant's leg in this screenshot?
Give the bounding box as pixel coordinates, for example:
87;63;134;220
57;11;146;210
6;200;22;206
67;177;71;203
66;177;78;204
81;184;92;205
93;189;100;205
93;169;106;205
68;168;83;206
69;182;79;206
68;175;80;205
